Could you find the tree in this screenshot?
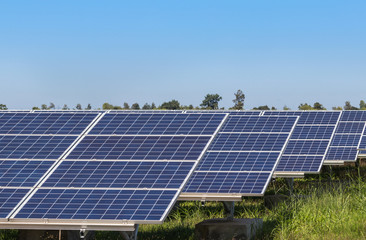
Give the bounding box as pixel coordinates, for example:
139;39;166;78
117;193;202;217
142;103;152;109
160;100;180;110
298;103;313;110
332;106;342;110
123;102;130;109
62;104;69;110
232;89;245;110
41;104;48;110
283;105;291;110
344;101;359;110
102;103;114;110
0;104;8;110
271;106;277;110
85;104;92;110
48;103;55;109
360;100;366;110
200;94;222;109
76;104;82;110
313;102;326;110
32;106;40;110
131;103;140;110
151;103;156;109
252;105;270;110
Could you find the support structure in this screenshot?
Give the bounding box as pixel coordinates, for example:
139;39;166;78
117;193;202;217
120;224;139;240
285;178;294;195
221;201;235;221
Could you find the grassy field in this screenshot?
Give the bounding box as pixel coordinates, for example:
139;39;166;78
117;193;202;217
1;164;365;240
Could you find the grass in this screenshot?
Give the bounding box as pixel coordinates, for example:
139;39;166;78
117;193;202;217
1;164;365;239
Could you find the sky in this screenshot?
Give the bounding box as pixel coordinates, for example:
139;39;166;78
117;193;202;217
0;1;365;110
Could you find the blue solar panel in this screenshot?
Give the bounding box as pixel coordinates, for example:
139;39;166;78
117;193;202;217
186;110;261;116
276;155;323;172
263;111;340;124
330;135;361;147
290;126;334;140
15;189;177;221
195;152;280;172
0;113;98;135
283;140;329;155
220;116;295;133
340;111;366;121
209;133;289;152
0;135;77;159
184;172;270;194
42;161;194;189
325;147;358;161
335;122;365;134
66;135;211;160
0;160;54;187
0;188;30;218
89;113;225;135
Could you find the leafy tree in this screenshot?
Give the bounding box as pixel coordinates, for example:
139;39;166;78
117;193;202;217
123;102;130;109
271;106;277;110
41;104;48;110
102;103;114;110
76;104;82;110
200;94;222;109
32;106;40;110
252;105;270;110
360;100;366;110
113;105;123;110
0;104;8;110
332;106;343;110
298;103;313;110
142;103;152;109
232;89;245;110
85;104;92;110
48;103;55;109
283;105;291;110
313;102;326;110
151;103;156;109
344;101;359;110
62;104;69;110
160;100;180;110
131;103;140;110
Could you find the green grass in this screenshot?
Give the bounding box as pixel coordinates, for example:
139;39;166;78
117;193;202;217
1;165;366;240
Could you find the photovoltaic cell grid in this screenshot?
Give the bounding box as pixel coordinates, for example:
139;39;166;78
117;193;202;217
183;115;298;195
13;113;227;223
263;111;341;173
0;112;100;220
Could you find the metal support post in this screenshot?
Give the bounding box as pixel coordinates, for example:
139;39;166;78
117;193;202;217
222;201;235;221
285;178;294;196
120;224;139;240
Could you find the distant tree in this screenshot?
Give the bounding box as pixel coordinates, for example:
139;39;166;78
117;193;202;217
41;104;48;110
85;104;92;110
142;103;152;110
131;103;140;110
62;104;69;110
313;102;326;110
102;103;114;110
151;102;156;109
232;89;245;110
48;103;55;109
160;100;180;110
32;106;40;110
332;106;343;110
113;105;123;110
188;104;194;109
252;105;270;110
0;104;8;110
200;94;222;109
76;104;82;110
344;101;359;110
271;106;277;110
123;102;130;109
360;100;366;110
298;103;313;110
283;105;291;110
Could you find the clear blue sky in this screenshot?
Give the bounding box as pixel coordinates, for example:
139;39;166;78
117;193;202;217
1;1;365;110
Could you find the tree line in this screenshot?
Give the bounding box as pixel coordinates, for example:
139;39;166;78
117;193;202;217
1;90;366;110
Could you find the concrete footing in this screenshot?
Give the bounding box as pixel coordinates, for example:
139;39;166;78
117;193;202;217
195;218;263;240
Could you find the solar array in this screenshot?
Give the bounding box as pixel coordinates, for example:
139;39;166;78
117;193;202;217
0;112;227;230
181;115;298;199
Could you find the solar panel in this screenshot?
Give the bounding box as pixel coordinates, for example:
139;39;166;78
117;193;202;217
182;115;298;198
325;111;366;162
7;113;227;229
263;111;341;173
0;188;30;218
186;110;262;116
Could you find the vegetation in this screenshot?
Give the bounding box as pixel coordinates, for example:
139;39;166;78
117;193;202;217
200;94;222;109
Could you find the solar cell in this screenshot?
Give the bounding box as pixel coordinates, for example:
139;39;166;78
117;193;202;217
0;188;30;218
283;140;329;155
325;147;358;161
0;135;77;159
0;113;98;135
290;126;334;140
276;155;323;172
263;111;340;124
340;111;366;121
185;110;261;116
